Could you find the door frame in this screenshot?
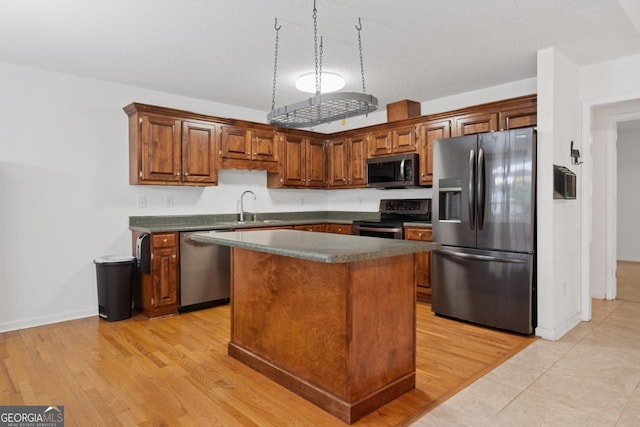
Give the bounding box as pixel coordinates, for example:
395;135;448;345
582;96;640;321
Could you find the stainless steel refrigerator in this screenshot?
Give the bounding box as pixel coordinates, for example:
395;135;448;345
431;127;536;334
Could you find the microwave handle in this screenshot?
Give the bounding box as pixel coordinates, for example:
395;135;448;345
400;158;406;182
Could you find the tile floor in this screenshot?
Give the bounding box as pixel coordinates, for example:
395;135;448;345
412;261;640;426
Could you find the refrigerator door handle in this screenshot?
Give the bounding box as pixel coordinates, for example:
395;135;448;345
477;147;485;230
468;149;476;230
435;248;528;264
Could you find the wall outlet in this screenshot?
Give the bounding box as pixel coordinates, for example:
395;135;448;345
165;195;173;208
137;195;147;209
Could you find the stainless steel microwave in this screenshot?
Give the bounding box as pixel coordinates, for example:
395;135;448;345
366;153;420;188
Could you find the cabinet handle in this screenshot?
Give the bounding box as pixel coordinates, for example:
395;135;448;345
418;232;423;238
175;172;180;176
163;239;168;243
172;255;176;259
184;172;189;176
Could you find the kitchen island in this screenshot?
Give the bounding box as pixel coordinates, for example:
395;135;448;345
191;229;439;424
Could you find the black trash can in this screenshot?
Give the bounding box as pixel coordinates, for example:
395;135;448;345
94;255;135;321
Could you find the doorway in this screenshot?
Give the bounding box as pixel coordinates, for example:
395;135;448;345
616;119;640;302
588;103;640;310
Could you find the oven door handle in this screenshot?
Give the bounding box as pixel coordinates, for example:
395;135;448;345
355;226;403;233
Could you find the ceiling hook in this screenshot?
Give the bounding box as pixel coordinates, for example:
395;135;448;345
274;18;281;31
355;17;362;31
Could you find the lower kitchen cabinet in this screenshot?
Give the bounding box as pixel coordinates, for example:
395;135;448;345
404;227;432;303
133;232;180;318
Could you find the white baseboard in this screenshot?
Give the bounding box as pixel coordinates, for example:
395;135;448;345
535;312;581;341
0;308;97;333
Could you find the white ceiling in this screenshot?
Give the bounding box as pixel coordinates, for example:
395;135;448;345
2;0;640;118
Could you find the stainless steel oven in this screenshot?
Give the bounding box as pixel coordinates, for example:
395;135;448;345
352;198;431;239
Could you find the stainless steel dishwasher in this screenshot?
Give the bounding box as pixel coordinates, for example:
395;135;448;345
179;230;231;312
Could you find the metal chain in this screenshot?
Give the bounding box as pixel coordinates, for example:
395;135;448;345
313;1;319;94
319;36;323;94
271;18;281;111
356;18;366;93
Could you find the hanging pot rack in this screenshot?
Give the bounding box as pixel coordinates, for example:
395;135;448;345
267;2;378;128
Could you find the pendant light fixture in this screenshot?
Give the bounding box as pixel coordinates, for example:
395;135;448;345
267;1;378;129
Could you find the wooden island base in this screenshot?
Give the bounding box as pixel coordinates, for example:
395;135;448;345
228;248;417;424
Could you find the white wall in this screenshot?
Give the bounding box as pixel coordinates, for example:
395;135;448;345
535;48;582;340
0;61;338;333
0;61;533;332
617;125;640;261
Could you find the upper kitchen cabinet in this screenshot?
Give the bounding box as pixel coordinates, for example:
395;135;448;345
219;125;278;172
182;120;218;185
124;104;218;186
499;103;537;130
368;125;417;158
452;111;498;137
451;94;537;136
416;120;451;186
327;133;367;188
267;134;326;188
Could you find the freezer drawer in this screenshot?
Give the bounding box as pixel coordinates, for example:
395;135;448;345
431;246;534;334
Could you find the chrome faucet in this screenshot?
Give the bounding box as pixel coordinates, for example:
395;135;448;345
239;190;256;222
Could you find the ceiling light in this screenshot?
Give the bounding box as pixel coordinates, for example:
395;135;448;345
268;1;378;129
296;72;345;94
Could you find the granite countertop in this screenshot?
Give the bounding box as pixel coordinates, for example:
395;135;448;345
403;222;432;228
129;212;379;233
129;212;431;233
190;229;440;264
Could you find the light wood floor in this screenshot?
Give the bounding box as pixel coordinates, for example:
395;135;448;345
0;303;534;426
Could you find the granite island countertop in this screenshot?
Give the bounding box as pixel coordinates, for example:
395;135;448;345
190;229;440;263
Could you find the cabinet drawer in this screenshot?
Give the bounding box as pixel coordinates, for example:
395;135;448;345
294;224;327;232
326;224;352;235
404;227;432;241
152;233;177;248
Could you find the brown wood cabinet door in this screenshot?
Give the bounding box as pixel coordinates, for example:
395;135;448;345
281;134;306;186
499;106;537;130
182;120;217;184
418;120;451;186
220;125;251;160
368;130;392;157
328;138;348;188
306;138;327;188
348;134;367;187
151;245;178;309
453;112;498;136
140;114;181;182
404;227;432;303
392;125;418;154
251;130;277;163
